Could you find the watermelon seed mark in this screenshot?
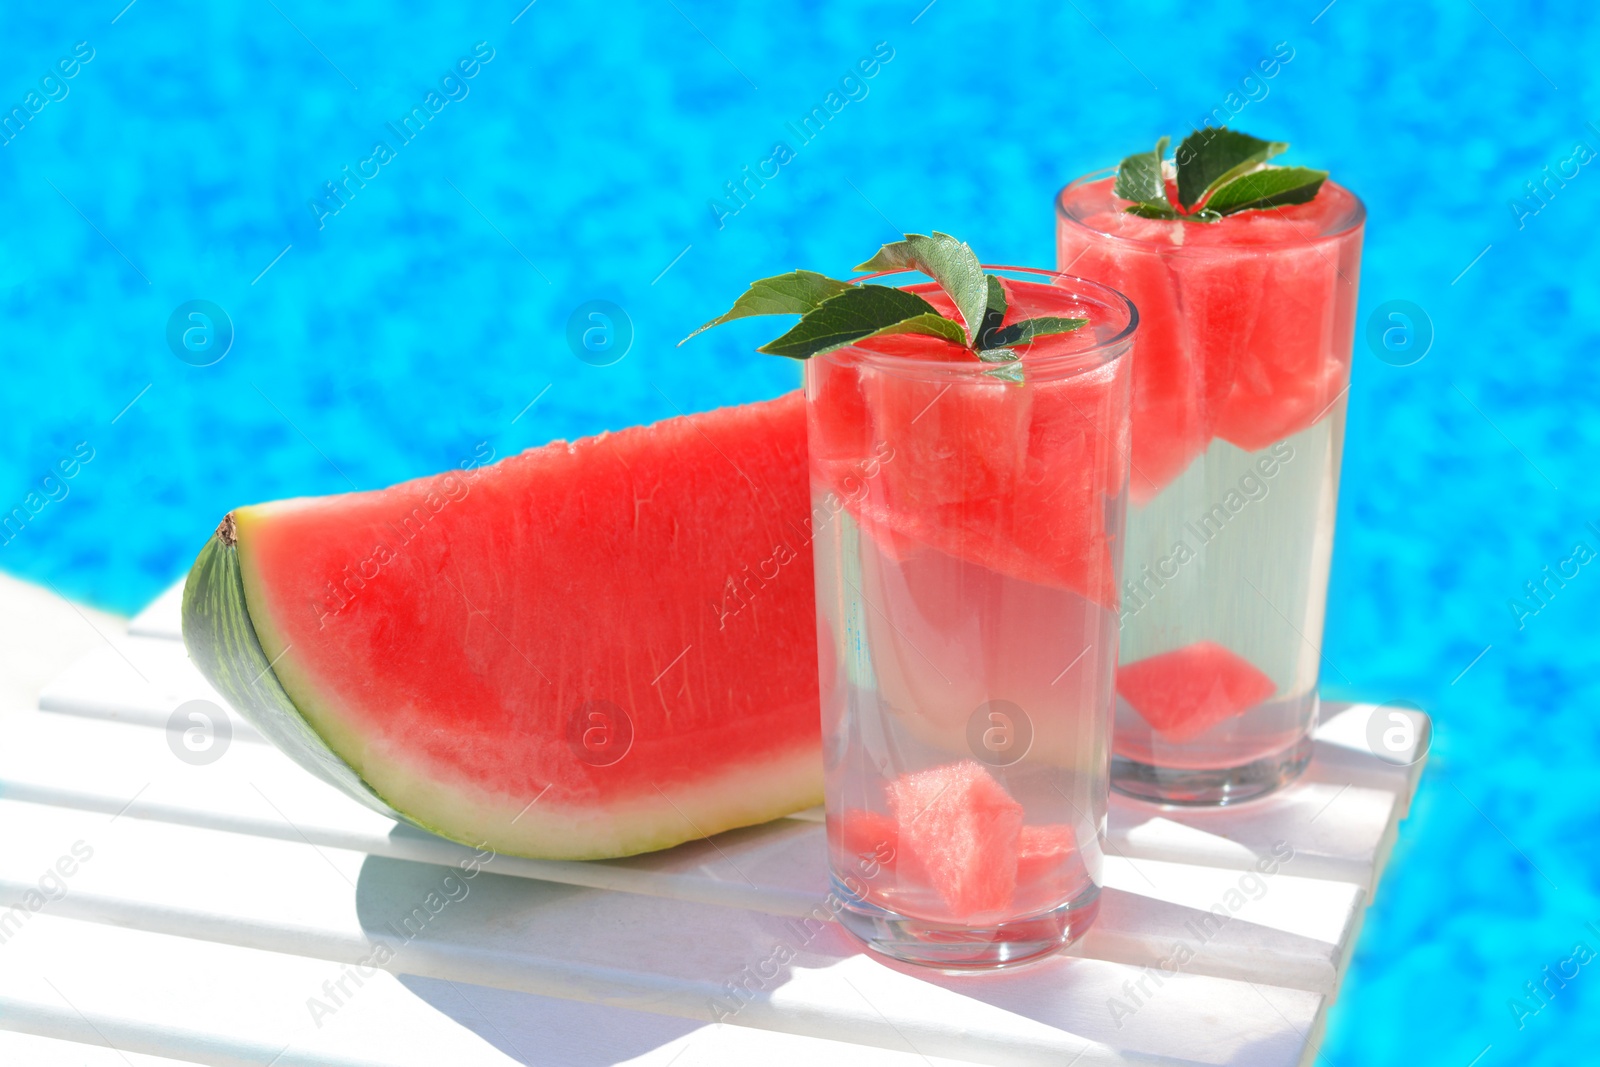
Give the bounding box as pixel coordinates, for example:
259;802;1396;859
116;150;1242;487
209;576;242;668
250;641;295;687
1054;783;1158;891
1050;645;1092;685
839;975;934;1065
251;782;357;889
1240;575;1352;685
651;643;694;686
438;573;552;685
651;783;757;888
510;782;553;824
841;575;951;685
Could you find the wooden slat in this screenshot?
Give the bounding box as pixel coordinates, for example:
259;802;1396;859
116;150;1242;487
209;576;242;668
0;1030;202;1067
0;911;980;1067
0;704;1362;996
38;637;262;742
0;796;1319;1067
6;580;1421;1065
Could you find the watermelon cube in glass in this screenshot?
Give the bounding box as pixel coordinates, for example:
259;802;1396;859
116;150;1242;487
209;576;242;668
1056;168;1364;804
808;266;1135;968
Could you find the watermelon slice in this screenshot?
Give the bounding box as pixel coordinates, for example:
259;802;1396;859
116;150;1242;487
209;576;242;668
808;278;1130;609
182;393;822;860
1116;641;1278;742
886;760;1024;924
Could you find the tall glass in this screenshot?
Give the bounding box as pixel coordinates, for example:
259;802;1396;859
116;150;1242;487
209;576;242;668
1056;170;1364;805
808;266;1135;968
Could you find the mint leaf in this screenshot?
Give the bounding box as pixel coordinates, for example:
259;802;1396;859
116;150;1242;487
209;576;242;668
1126;201;1180;220
1114;135;1170;208
1205;166;1328;216
1174;128;1287;210
976;348;1024;383
975;275;1008;348
863;312;968;347
757;285;948;359
855;232;988;344
681;270;853;344
985;316;1088;348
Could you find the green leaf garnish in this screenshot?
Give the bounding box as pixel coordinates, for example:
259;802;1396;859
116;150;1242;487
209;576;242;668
1174;128;1286;210
975;274;1008;349
1113;135;1171;214
1203;165;1329;215
860;312;969;347
975;346;1023;383
1111;126;1328;221
756;285;947;359
984;316;1088;349
855;232;988;345
679;270;851;344
686;232;1088;382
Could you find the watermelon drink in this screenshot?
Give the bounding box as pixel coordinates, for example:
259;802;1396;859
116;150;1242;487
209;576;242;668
806;265;1135;968
1055;130;1364;804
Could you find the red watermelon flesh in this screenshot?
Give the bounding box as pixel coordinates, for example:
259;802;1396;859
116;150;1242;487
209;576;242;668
183;393;822;860
886;760;1024;924
1209;235;1356;451
1013;823;1093;915
808;279;1130;609
1059;212;1206;503
1058;178;1362;493
1116;641;1278;742
829;808;899;871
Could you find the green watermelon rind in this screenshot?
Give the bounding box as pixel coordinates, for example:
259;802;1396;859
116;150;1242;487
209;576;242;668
181;520;405;823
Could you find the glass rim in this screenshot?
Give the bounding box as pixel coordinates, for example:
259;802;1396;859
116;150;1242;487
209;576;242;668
822;263;1138;377
1055;167;1367;249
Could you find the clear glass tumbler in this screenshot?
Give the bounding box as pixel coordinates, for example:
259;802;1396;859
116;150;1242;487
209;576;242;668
1056;170;1364;805
808;266;1135;968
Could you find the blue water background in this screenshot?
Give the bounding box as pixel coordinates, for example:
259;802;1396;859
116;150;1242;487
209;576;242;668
2;1;1596;1060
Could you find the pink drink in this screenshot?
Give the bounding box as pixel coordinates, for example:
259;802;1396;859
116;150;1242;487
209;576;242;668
807;268;1135;967
1057;173;1364;804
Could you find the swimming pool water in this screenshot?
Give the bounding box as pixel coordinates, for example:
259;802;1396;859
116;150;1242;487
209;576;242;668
1;1;1595;1060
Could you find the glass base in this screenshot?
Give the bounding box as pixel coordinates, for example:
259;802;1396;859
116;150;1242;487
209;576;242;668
1110;733;1314;807
831;875;1100;970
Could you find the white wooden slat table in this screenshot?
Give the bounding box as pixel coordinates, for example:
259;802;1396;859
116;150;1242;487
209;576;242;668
0;583;1427;1066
